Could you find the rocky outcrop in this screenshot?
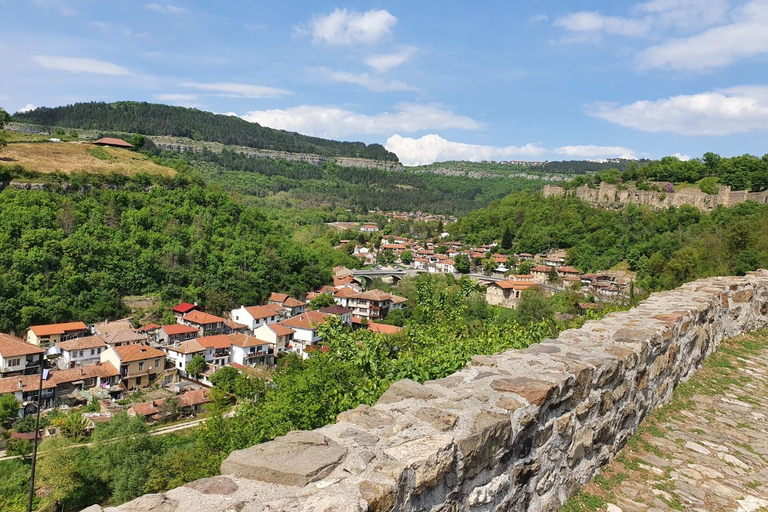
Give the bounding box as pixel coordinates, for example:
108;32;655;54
543;182;768;212
104;271;768;512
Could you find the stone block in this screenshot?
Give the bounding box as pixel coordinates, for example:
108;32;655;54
384;435;456;495
457;410;512;478
337;404;395;430
490;376;561;406
413;407;459;431
220;431;347;487
377;379;442;405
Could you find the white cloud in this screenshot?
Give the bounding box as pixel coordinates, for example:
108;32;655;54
242;103;482;139
555;145;637;159
587;86;768;135
364;45;417;73
30;0;77;16
17;103;36;113
306;8;397;46
315;68;418;92
529;14;549;23
671;152;691;160
635;0;729;29
33;55;132;76
554;11;651;37
182;82;291;99
637;0;768;70
385;134;545;166
146;3;186;14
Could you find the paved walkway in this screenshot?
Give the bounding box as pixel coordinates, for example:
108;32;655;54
562;332;768;512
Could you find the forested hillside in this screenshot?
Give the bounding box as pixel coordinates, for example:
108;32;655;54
12;102;398;161
0;177;354;334
453;193;768;291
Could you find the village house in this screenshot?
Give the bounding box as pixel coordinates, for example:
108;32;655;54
172;302;199;322
181;311;227;337
359;224;380;232
26;321;88;347
156;324;199;347
252;323;295;356
347;290;397;320
485;279;537;309
224;319;250;335
0;333;44;378
93;137;134;148
228;304;283;333
128;388;210;423
0;362;121;413
101;344;168;390
530;265;554;284
229;334;273;367
92;318;134;337
333;287;361;308
196;334;233;367
366;321;403;335
320;305;353;326
279;311;331;358
165;340;210;375
56;336;108;369
101;330;148;348
268;293;307;318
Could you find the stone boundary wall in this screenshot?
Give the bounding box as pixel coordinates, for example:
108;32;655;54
543;182;768;212
102;271;768;512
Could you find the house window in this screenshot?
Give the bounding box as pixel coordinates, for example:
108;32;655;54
9;358;20;367
136;376;142;386
138;362;145;371
79;350;84;357
235;315;239;320
90;349;95;355
155;359;160;368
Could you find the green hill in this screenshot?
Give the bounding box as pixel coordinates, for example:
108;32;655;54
12;101;399;162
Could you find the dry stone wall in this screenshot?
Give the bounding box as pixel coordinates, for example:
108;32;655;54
543;183;768;212
103;271;768;512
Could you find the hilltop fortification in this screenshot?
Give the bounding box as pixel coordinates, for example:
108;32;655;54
543;182;768;211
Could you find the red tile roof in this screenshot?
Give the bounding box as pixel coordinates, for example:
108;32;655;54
282;297;306;308
57;336;107;351
368;322;402;335
113;344;166;363
267;324;295;337
228;334;269;348
172;302;197;314
243;304;283;320
166;340;206;354
280;311;330;330
161;324;199;336
320;305;352;315
183;311;226;325
0;333;44;357
268;292;290;303
93;137;134;148
29;322;88;337
197;335;233;350
334;287;359;299
0;362;119;394
138;323;161;332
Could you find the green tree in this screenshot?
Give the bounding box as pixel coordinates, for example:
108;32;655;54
0;107;10;129
59;412;90;441
454;254;471;274
501;226;513;250
309;293;336;310
210;366;240;393
186;354;207;378
0;394;19;428
516;260;534;275
516;287;553;325
400;250;413;265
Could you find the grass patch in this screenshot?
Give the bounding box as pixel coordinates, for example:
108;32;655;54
87;146;116;161
560;491;606;512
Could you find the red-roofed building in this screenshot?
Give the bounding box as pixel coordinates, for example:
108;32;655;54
486;280;537;309
157;324;199;346
0;333;44;377
172;302;199;321
279;312;331;358
253;323;295;355
267;293;306;318
367;321;402;335
101;344;168;390
93;137;134;148
26;322;88;347
229;304;283;334
181;311;227;337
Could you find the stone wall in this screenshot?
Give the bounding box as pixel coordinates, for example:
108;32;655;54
102;271;768;512
543;182;768;212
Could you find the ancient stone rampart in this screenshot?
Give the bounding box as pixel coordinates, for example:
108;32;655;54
543;182;768;212
103;271;768;512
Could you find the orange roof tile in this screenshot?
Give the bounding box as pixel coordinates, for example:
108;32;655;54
368;322;402;335
243;304;283;320
0;333;44;357
161;324;199;336
334;287;359;299
114;345;166;363
167;340;206;354
57;336;107;351
268;292;290;303
268;324;295;337
183;311;226;325
29;322;87;337
228;334;269;348
197;335;233;350
280;311;330;330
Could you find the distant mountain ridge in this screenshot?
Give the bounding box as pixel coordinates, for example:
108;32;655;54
12;101;399;162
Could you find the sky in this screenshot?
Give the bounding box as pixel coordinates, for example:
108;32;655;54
2;0;768;165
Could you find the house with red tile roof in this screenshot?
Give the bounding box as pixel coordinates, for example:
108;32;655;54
228;304;283;334
26;321;88;347
93;137;134;148
157;324;199;347
56;336;108;369
485;279;537;309
253;323;295;355
229;334;273;367
181;311;227;337
268;293;306;318
172;302;199;321
279;312;331;358
0;333;44;378
165;340;210;375
101;344;168;390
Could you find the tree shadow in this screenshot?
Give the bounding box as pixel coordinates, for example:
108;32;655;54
0;157;17;162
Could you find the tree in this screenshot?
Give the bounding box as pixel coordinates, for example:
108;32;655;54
501;226;513;251
517;261;534;275
58;412;90;441
0;394;19;428
308;293;336;310
5;437;32;460
210;366;239;393
0;107;10;129
400;250;413;265
186;354;207;378
516;287;553;325
454;254;471;274
548;266;559;282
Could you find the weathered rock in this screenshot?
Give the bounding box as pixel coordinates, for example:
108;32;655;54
185;477;238;495
377;379;441;405
413;407;458;431
384;435;456;495
490;377;559;406
457;411;512;478
220;431;347;487
337;404;395;429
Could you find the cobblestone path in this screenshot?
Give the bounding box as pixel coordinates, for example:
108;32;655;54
561;332;768;512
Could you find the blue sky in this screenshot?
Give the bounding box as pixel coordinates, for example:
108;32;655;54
2;0;768;165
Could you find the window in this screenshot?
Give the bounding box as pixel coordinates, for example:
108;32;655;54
79;350;84;357
138;362;144;371
90;349;95;355
155;359;160;368
9;358;20;367
136;376;142;386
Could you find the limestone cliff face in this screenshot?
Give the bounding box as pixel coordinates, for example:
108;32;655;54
543;182;768;212
103;271;768;512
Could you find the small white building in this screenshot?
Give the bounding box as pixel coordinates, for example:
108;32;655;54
0;333;44;378
229;304;283;334
56;336;108;369
165;340;210;375
230;334;273;367
279;311;331;358
253;323;295;355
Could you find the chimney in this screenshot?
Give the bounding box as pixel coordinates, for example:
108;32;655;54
80;368;84;376
18;379;23;390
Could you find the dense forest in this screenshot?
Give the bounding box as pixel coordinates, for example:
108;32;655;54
12;102;398;161
453;192;768;291
0;172;356;334
568;153;768;192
